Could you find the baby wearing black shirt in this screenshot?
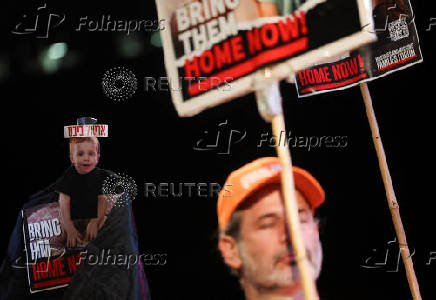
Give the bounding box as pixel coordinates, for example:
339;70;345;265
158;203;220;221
55;137;109;247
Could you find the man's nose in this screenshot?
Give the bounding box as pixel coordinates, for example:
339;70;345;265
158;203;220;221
280;219;295;255
279;220;291;246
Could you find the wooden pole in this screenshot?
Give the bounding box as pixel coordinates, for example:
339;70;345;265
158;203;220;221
359;82;422;300
272;113;319;300
255;76;318;300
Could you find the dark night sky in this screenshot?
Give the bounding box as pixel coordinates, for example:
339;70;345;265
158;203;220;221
0;1;434;299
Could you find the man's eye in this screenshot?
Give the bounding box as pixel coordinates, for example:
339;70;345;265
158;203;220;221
299;211;311;223
259;221;275;229
259;223;273;229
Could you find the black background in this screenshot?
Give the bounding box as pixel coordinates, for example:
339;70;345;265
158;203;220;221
0;1;434;299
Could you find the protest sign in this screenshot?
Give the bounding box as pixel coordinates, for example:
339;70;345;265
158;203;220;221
293;1;424;297
295;0;422;96
22;203;84;293
156;1;376;299
156;0;375;116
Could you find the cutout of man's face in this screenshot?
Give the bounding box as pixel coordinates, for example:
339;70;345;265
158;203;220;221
70;141;100;175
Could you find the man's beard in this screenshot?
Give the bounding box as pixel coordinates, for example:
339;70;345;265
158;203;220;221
238;241;323;291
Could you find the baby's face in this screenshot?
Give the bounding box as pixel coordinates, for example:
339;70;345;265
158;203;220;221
70;141;99;174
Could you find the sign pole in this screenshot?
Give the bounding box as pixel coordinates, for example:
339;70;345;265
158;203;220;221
359;82;422;300
255;70;319;300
